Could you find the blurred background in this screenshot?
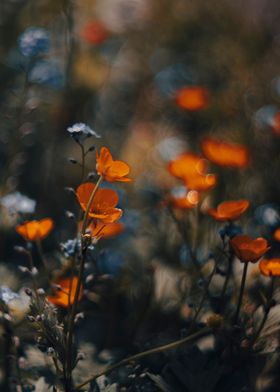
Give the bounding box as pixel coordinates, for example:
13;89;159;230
1;0;280;390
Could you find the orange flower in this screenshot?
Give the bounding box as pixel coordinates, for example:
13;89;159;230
87;221;124;239
82;20;108;45
96;147;132;183
168;153;217;192
175;86;209;111
76;182;122;223
259;258;280;277
47;276;83;308
271;112;280;136
208;200;249;221
274;228;280;242
201;138;250;168
230;235;269;263
16;218;54;241
168;189;199;209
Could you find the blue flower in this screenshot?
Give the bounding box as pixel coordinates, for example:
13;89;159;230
97;249;124;277
29;60;64;89
18;27;50;57
67;123;100;143
0;287;19;304
219;224;243;240
254;204;280;227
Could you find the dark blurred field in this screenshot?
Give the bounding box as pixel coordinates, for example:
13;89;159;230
1;1;280;391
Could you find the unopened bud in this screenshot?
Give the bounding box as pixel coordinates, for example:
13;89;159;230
18;265;29;273
85;274;94;284
74;312;84;324
36;288;45;296
64;187;75;194
24;288;33;296
14;246;27;254
68;157;77;164
77;352;85;361
47;347;55;356
87;172;96;180
65;211;75;219
31;267;38;276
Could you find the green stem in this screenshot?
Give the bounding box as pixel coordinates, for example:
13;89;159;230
218;251;234;313
74;328;212;391
233;261;249;325
188;259;218;332
81;176;103;235
65;176;103;390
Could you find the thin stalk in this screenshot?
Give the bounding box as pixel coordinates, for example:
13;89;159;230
65;176;103;390
233;261;249;325
81;176;103;235
188;258;218;332
250;276;275;347
36;239;49;273
74;328;212;390
218;251;234;313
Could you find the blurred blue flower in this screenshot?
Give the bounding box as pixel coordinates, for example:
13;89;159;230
97;249;124;277
61;239;80;258
18;27;50;57
120;208;140;233
254;105;278;130
1;192;36;214
0;287;19;304
154;63;195;98
29;60;64;89
219;224;243;241
67;123;100;143
254;204;280;227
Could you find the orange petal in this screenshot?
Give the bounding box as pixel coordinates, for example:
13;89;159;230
76;183;119;212
259;258;280;277
175;86;209;111
89;207;122;223
201;138;250;168
274;228;280;242
208;200;249;221
96;147;131;182
47;276;83;308
89;221;124;239
16;218;54;241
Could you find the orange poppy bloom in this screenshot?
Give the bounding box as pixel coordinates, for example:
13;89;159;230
47;276;83;308
274;228;280;242
87;221;124;239
271;112;280;136
230;235;269;263
169;189;199;209
201;138;250;168
82;20;108;45
76;182;122;223
16;218;54;241
175;86;209;111
208;200;249;221
168;153;217;192
96;147;132;183
259;258;280;277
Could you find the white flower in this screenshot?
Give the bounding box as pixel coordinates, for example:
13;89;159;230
1;192;36;214
67;123;100;142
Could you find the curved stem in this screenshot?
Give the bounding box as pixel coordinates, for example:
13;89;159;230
81;176;103;235
65;176;103;390
233;261;249;325
74;328;212;390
